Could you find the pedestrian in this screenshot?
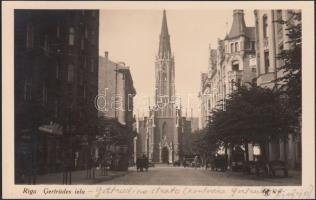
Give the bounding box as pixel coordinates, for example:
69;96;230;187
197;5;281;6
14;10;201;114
194;155;198;170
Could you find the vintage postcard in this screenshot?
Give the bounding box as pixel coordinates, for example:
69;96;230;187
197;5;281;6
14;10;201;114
2;1;315;199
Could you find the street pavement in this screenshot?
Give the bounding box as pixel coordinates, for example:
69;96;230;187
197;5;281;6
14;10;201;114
36;169;129;185
35;164;301;185
101;164;301;186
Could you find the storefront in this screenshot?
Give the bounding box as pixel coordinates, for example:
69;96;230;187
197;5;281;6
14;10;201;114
97;118;133;171
38;122;63;174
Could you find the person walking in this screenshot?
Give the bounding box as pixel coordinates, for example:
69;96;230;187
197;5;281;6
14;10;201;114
194;155;199;170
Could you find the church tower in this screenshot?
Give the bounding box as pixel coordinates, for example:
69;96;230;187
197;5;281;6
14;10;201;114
153;10;179;163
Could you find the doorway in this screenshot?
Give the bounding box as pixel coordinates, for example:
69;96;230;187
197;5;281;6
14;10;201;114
161;147;169;163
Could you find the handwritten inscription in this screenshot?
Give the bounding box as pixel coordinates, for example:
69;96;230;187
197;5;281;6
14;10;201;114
20;185;314;198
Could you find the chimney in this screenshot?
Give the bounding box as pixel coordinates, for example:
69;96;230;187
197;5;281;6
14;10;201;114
104;51;109;60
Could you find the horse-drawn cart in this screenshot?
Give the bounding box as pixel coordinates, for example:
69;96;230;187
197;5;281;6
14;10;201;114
136;157;149;172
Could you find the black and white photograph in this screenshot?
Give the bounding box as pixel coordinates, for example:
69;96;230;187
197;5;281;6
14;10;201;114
2;1;315;199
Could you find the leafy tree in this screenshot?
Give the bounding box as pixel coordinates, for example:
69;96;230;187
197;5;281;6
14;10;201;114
275;11;302;132
208;83;292;161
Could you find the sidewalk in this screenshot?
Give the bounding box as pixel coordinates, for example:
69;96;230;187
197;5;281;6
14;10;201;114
203;168;302;185
36;168;130;185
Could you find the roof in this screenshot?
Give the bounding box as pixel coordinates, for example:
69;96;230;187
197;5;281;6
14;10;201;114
225;10;256;40
227;10;247;39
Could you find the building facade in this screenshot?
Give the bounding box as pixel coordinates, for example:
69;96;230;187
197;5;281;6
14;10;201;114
14;10;99;182
98;52;137;170
199;10;257;128
136;109;155;161
254;9;301;169
199;9;257;166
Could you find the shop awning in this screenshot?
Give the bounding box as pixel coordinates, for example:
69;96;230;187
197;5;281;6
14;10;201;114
38;122;63;136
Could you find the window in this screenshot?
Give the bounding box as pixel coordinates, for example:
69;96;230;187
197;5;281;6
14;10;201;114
24;78;32;101
263;15;269;38
276;10;283;41
43;34;49;53
83;84;86;99
235;42;239;52
232;61;239;71
55;62;60;79
84;26;88;39
264;51;270;73
79;68;83;85
54;100;58;118
26;23;34;48
90;30;96;45
83;56;87;68
42;83;48;105
67;64;74;82
92;11;97;17
80;35;84;50
90;59;94;72
276;10;282;21
56;23;60;39
230;80;234;92
231;43;234;53
68;27;75;46
163;72;167;81
251;41;255;50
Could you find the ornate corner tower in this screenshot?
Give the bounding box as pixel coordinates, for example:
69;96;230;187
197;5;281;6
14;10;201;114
153;10;179;163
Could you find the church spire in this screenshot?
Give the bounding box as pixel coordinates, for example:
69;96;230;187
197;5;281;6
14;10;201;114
158;10;171;58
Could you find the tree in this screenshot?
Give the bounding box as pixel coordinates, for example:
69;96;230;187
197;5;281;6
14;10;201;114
275;11;302;132
207;83;292;161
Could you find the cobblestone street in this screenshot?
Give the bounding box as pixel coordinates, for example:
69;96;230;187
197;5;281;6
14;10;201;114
100;164;301;186
35;164;301;185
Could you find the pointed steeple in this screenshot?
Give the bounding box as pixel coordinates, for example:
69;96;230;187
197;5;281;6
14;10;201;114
158;10;171;59
227;10;247;39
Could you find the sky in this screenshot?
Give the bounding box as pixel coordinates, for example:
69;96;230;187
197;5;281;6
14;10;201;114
99;9;255;117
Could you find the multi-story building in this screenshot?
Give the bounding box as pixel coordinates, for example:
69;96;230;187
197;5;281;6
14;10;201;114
200;10;257;126
221;9;257;100
14;10;99;182
199;10;257;166
254;9;301;169
98;51;137;170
